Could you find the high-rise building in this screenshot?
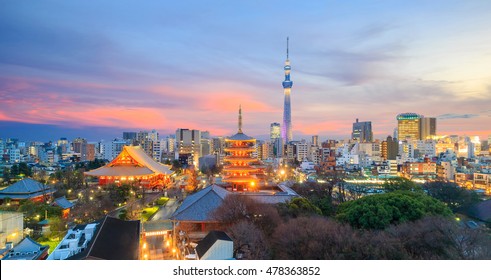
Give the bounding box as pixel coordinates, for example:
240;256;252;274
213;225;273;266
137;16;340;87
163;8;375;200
352;119;373;142
175;128;201;166
312;135;319;147
397;113;421;140
166;135;176;153
72;137;88;161
56;138;69;155
270;123;281;140
419;117;437;140
281;37;293;143
381;136;399;160
123;132;137;141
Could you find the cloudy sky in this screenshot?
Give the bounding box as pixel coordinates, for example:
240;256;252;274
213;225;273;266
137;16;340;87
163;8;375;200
1;0;490;142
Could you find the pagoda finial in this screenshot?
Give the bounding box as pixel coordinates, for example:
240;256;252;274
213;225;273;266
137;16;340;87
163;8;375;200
238;105;243;133
286;36;289;60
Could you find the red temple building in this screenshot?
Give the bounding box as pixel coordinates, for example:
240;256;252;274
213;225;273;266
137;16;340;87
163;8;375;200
84;146;172;189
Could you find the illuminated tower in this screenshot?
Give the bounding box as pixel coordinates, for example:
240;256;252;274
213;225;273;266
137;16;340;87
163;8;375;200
222;106;259;191
282;37;293;143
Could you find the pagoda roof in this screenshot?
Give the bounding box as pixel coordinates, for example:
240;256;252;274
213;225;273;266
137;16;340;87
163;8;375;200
227;132;254;141
0;178;55;199
85;146;172;177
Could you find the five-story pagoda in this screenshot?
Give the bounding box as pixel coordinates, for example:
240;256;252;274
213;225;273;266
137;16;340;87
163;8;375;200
222;106;259;192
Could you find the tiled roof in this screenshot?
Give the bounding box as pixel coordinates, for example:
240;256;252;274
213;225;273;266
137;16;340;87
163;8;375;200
0;178;52;194
228;132;254;141
171;185;229;222
2;236;48;260
0;178;55;199
70;216;141;260
53;196;74;209
85;145;172;177
196;231;232;259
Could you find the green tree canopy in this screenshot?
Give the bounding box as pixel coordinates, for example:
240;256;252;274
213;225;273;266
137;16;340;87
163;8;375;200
277;197;322;218
423;181;480;212
383;177;422;192
336;191;451;230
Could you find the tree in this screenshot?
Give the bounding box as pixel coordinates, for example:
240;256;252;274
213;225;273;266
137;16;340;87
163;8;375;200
212;194;281;236
185;169;198;193
18;162;32;177
212;195;258;223
387;216;491;259
171;160;182;172
277;197;322;218
423;181;479;212
291;182;335;216
226;221;271;259
2;167;11;184
336;191;452;230
382;177;421;192
271;216;362;259
10;164;19;177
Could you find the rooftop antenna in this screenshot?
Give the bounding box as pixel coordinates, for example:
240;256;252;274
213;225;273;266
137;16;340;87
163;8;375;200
238;105;243;133
286;36;289;60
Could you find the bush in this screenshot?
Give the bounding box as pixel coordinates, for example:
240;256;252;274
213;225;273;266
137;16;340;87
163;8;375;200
336;191;452;230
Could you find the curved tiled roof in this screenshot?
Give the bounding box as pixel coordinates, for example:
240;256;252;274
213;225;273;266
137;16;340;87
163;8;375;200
227;132;254;141
0;178;55;199
0;178;52;194
85;146;172;177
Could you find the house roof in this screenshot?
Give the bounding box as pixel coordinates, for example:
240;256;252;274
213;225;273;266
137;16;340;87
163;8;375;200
2;236;48;260
171;185;229;222
196;231;232;259
53;196;74;209
0;178;55;199
70;216;141;260
84;145;172;177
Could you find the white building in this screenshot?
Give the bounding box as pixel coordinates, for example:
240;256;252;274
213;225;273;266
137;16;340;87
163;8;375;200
102;139;129;161
47;223;98;260
8;149;21;163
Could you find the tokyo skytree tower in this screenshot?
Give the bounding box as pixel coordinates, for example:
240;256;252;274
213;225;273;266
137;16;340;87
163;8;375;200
281;37;293;143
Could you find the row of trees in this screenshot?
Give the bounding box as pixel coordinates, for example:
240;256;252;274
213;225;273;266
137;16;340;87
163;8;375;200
211;178;490;259
2;162;32;185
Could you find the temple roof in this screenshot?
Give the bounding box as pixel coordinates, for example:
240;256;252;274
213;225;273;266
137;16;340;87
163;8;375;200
171;185;229;222
0;178;55;199
227;132;254;141
2;236;48;260
85;146;172;177
53;196;74;209
171;184;300;222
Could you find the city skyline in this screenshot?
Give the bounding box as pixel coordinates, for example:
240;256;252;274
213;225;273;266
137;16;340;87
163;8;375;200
1;1;491;141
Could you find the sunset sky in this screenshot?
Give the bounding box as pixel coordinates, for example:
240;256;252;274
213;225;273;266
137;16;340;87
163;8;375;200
1;1;490;142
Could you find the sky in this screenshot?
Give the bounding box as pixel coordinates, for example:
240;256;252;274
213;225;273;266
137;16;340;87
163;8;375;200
0;0;490;142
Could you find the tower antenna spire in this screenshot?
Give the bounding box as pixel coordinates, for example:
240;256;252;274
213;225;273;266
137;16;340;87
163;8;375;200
286;36;289;60
238;105;243;133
